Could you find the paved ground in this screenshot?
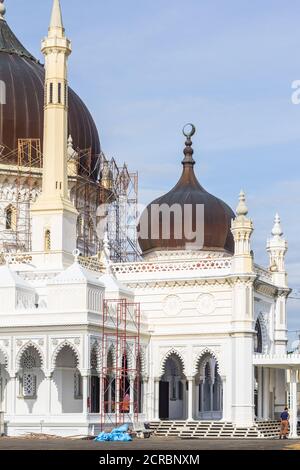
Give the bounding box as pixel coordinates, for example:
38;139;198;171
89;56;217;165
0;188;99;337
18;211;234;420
0;436;299;450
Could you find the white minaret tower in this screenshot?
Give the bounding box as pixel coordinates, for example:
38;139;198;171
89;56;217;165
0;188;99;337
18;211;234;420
230;191;256;427
267;214;288;287
267;214;289;355
31;0;78;268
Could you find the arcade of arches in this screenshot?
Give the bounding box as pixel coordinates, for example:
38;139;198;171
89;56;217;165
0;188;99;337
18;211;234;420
157;352;223;421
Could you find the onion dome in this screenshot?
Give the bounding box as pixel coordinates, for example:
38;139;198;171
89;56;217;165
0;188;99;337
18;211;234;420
0;5;100;180
138;124;235;255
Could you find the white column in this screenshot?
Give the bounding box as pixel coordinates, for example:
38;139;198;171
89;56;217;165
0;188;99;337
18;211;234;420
11;375;17;416
154;378;160;420
200;380;204;414
221;376;227;421
82;374;89;416
257;367;263;419
187;377;194;421
289;369;298;438
46;374;52;416
263;368;270;419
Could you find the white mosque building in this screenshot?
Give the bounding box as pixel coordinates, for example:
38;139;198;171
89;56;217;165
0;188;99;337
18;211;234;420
0;0;299;438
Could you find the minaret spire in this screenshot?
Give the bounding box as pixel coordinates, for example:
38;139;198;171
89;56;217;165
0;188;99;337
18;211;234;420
0;1;6;21
49;0;64;36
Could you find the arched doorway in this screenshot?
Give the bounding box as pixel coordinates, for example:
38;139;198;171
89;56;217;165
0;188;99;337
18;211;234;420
196;354;223;420
159;353;186;420
52;345;82;413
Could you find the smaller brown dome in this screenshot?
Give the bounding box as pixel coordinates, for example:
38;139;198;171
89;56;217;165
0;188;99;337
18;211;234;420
138;125;235;255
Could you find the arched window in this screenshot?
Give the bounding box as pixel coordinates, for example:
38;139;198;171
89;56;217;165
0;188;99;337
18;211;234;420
58;83;62;104
44;229;51;252
49;83;53;104
5;205;17;230
254;320;263;353
64;83;68;106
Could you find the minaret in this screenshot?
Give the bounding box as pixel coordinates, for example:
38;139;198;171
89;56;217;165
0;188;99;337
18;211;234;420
31;0;78;268
230;191;256;427
267;214;289;355
267;214;288;287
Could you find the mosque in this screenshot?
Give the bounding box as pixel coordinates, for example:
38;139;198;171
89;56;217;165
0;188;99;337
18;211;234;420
0;0;299;438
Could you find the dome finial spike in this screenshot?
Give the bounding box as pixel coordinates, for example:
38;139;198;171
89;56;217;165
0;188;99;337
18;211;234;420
182;123;196;165
271;213;283;237
0;1;6;21
236;189;248;217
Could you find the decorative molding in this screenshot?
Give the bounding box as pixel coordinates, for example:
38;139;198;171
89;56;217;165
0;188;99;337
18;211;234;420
123;277;231;290
163;294;182;316
113;258;232;276
196;293;216;315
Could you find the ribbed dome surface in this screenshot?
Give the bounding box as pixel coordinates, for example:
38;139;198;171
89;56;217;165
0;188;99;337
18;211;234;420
0;18;100;179
138;129;235;255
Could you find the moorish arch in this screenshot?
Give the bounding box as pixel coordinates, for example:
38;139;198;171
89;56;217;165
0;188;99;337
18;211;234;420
90;340;102;373
160;348;186;378
15;341;44;372
0;347;9;413
105;343;116;371
194;349;223;420
159;349;187;420
192;348;222;377
254;314;268;353
51;340;80;373
137;347;147;378
0;347;8;369
52;342;82;414
90;341;101;414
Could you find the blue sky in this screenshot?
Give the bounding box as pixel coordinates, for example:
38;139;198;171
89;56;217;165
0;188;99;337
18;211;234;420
6;0;300;339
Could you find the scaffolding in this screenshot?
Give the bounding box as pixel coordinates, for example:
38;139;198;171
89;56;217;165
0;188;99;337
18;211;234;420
0;139;140;262
100;299;141;430
0;138;42;253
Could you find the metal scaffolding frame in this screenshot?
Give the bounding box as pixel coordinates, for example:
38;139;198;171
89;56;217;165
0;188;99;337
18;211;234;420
100;298;141;430
0;139;140;262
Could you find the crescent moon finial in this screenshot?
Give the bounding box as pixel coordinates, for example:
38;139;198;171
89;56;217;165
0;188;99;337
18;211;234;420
183;123;196;138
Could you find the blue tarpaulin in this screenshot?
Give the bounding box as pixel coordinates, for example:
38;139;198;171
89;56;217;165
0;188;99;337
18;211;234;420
94;424;132;442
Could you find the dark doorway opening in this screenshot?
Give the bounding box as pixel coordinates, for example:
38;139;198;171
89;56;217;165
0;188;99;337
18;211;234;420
91;375;100;413
159;381;169;419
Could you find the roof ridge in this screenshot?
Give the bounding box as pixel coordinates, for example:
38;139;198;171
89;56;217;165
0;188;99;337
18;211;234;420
0;18;39;63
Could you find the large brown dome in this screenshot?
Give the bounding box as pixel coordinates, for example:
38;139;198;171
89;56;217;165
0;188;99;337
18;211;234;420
138;126;235;255
0;17;100;179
